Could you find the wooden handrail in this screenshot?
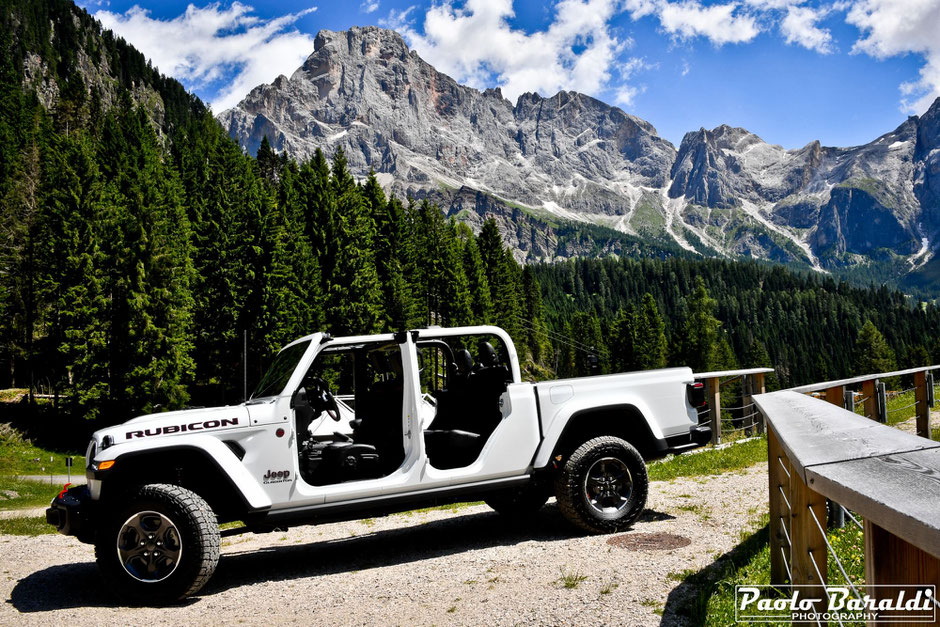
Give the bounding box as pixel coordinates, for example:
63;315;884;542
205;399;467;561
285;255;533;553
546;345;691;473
755;390;940;621
786;365;940;394
754;391;940;556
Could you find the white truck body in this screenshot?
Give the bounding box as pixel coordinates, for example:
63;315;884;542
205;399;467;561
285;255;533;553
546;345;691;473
79;326;703;518
47;325;712;602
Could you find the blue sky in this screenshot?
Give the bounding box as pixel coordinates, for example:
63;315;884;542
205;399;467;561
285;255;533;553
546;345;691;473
79;1;940;149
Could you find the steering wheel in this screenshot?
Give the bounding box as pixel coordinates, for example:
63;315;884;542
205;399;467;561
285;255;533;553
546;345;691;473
311;378;342;422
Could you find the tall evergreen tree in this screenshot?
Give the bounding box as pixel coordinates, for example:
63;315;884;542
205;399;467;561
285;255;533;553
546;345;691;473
681;277;721;372
634;293;668;370
325;149;381;335
460;228;493;324
853;320;897;376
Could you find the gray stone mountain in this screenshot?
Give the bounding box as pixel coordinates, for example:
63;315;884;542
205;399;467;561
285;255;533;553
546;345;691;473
219;26;940;279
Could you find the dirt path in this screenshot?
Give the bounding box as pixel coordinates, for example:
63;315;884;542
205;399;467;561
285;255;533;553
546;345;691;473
892;409;939;436
0;464;769;626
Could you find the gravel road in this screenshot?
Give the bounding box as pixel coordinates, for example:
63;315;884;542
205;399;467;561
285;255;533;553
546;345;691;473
1;464;768;626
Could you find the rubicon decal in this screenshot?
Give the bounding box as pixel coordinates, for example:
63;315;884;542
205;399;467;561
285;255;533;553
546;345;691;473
125;418;239;439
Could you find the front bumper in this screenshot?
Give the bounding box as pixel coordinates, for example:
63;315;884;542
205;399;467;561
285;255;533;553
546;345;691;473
45;484;96;544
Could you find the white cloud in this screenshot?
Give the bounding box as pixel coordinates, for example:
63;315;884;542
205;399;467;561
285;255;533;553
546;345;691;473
394;0;633;106
379;5;417;30
360;0;380;14
94;2;317;112
625;0;761;46
846;0;940;113
780;4;834;53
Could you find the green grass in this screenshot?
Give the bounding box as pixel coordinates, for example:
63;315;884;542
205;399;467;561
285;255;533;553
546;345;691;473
0;476;62;510
648;436;767;482
400;500;484;516
853;384;939;427
0;423;83;511
667;512;866;626
0;516;55;536
557;566;587;589
0;423;82;475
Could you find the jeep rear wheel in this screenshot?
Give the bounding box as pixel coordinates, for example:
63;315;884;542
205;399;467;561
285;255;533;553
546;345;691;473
95;484;220;604
554;436;648;534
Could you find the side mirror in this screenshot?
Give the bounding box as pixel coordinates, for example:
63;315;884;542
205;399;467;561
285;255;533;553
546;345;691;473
291;387;308;409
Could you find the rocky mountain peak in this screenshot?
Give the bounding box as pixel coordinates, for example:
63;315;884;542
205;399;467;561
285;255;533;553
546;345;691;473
219;27;940;278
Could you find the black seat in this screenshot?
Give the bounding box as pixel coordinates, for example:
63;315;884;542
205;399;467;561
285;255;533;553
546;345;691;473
353;352;406;474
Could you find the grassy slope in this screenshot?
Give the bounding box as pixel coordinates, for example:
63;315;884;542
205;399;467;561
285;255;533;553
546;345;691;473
0;424;82;511
648;437;767;482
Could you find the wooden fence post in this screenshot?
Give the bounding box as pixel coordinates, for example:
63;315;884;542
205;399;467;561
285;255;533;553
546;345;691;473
789;470;828;619
768;426;789;586
864;520;940;623
753;372;766;434
914;370;931;439
707;377;721;445
862;379;878;421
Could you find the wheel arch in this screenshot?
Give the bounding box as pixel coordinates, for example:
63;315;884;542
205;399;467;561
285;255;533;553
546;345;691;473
96;444;269;522
537;404;666;468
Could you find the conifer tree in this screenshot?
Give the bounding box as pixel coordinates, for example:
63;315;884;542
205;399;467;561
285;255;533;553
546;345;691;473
364;171;415;329
853;320;897;376
611;306;637;372
95;104;196;419
521;266;549;363
634;293;667;370
460;227;493;324
744;338;780;390
326;149;381;335
681;277;721;372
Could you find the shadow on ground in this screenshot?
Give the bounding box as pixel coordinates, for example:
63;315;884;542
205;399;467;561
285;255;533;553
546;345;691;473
9;503;674;612
659;523;770;626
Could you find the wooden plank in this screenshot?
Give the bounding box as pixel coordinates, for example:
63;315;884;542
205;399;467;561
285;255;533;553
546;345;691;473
787;365;940;394
865;520;940;626
789;467;827;615
915;371;931;439
862;379;877;421
707;377;721;445
807;448;940;559
768;426;788;585
753;391;940;482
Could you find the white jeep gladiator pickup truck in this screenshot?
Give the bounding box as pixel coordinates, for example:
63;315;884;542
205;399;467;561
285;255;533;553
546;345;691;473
47;325;710;603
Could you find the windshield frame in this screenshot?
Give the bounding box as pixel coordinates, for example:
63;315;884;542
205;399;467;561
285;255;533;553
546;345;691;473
250;339;313;400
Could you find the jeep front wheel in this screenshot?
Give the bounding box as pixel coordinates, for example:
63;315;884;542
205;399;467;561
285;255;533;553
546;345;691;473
554;436;648;534
95;484;220;604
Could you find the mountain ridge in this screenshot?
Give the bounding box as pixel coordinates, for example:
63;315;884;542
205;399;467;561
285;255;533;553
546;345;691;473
219;26;940;283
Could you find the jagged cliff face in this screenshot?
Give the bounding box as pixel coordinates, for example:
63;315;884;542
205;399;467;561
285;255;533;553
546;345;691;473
219;26;940;275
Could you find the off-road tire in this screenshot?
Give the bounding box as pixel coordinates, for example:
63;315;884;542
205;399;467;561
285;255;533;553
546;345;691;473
485;484;549;520
95;483;220;604
554;436;648;534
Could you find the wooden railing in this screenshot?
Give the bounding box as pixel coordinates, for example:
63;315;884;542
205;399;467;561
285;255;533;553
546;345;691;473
787;365;939;439
694;367;776;444
754;380;940;624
